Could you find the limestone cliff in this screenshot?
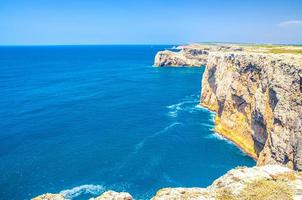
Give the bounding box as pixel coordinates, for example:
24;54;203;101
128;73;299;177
154;44;302;171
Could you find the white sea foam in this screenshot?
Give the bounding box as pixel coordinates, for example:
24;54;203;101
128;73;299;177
205;133;251;157
135;122;182;152
195;104;203;109
166;102;184;117
208;113;215;122
59;184;105;200
204;132;227;141
166;96;200;117
114;123;181;172
170;46;182;50
200;123;215;128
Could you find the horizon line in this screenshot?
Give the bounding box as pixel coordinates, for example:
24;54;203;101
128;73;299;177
0;41;301;47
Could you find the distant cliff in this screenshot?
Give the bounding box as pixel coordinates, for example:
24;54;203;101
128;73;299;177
154;44;302;171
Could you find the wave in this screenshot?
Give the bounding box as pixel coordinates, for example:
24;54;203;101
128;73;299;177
200;123;215;128
166;94;201;118
204;133;249;157
59;184;105;200
204;132;227;141
166;102;184;117
194;104;203;109
169;46;182;51
114;122;183;172
167;102;202;117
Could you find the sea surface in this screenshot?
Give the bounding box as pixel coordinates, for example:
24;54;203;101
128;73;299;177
0;45;255;200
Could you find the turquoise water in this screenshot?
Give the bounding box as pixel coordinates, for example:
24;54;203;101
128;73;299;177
0;45;255;200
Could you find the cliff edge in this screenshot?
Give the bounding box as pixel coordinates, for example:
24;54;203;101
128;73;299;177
155;44;302;171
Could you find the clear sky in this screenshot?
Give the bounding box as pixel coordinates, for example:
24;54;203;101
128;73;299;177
0;0;302;45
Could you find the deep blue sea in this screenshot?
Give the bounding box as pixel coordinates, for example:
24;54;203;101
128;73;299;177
0;45;255;200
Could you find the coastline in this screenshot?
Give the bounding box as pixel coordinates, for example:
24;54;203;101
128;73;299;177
155;43;302;170
214;116;258;160
32;43;302;199
200;102;258;160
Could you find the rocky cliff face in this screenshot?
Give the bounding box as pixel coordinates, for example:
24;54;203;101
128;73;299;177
155;44;302;171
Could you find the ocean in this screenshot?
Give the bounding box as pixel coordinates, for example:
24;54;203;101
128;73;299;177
0;45;255;200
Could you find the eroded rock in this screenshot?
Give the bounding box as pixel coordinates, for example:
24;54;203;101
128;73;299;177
32;191;132;200
32;193;65;200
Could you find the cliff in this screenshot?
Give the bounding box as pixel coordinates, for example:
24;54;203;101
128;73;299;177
154;44;302;171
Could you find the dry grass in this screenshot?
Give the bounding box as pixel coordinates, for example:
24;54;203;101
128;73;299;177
239;179;294;200
269;48;302;55
271;172;297;181
215;177;294;200
236;44;302;55
216;188;236;200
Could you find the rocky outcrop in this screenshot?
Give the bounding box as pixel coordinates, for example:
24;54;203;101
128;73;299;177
152;165;302;200
154;44;244;67
32;193;65;200
93;191;133;200
155;44;302;171
32;191;132;200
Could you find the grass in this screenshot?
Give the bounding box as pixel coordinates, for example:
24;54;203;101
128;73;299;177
216;188;236;200
239;179;294;200
269;48;302;55
271;171;302;181
215;178;294;200
244;44;302;54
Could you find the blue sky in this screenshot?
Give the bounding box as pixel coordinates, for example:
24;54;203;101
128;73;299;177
0;0;302;45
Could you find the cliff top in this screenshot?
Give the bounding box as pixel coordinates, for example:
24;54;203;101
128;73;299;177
180;43;302;54
157;43;302;67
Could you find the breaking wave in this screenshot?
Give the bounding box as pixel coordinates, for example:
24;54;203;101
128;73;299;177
59;184;105;200
200;122;215;128
166;94;202;118
204;132;227;141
